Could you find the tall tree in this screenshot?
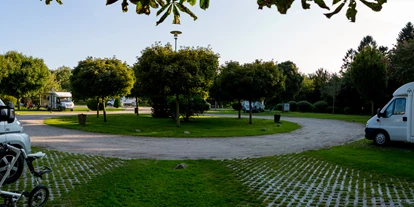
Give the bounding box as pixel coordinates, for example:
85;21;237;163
321;73;341;114
350;46;387;115
397;22;414;44
0;55;9;82
307;68;329;103
133;43;219;126
388;39;414;85
42;0;387;24
0;51;51;110
214;61;245;119
240;60;285;124
52;66;72;91
71;57;135;122
277;61;303;103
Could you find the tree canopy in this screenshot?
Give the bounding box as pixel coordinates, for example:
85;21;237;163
52;66;73;92
0;51;51;109
71;57;135;121
277;61;303;103
41;0;388;25
133;43;219;126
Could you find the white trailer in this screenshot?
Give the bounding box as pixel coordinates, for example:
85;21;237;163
365;81;414;145
41;91;75;111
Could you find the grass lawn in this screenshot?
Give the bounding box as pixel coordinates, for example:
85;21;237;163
59;159;263;207
207;109;372;124
44;114;300;137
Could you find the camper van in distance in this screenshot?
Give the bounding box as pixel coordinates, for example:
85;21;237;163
40;91;75;111
365;81;414;146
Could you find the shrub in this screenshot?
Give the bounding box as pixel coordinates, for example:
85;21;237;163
343;107;352;114
275;103;283;111
114;97;122;108
0;95;17;106
168;95;210;121
86;99;104;111
297;101;314;112
288;101;297;112
231;102;242;111
327;106;341;114
313;101;328;113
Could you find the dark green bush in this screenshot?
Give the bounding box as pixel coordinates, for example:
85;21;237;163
297;101;314;112
168;95;210;121
275;103;283;111
231;102;242;111
288;101;297;112
86;99;104;111
343;107;352;114
327;106;341;114
313;101;328;113
114;97;121;108
0;95;17;107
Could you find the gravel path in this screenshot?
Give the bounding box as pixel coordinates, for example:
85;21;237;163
17;111;365;160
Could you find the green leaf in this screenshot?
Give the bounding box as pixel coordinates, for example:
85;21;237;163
324;1;345;18
332;0;341;5
200;0;210;10
122;0;129;12
156;3;169;16
173;4;181;24
176;3;198;21
156;5;172;25
106;0;119;5
314;0;330;10
360;0;383;12
301;0;311;9
45;0;52;5
149;0;159;8
346;0;357;22
56;0;63;4
136;1;144;14
187;0;196;6
155;0;165;7
275;0;294;14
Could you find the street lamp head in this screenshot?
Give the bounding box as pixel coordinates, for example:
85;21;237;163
170;30;182;39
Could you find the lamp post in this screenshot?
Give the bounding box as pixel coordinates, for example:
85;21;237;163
170;30;182;52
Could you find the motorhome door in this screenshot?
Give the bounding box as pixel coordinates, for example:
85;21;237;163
380;97;407;141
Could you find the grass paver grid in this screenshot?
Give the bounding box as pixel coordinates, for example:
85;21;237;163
226;154;414;207
2;149;125;207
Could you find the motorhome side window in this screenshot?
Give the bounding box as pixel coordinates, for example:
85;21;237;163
384;98;406;117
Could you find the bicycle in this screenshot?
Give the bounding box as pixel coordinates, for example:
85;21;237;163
0;144;51;207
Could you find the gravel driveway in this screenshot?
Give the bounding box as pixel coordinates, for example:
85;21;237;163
17;110;365;160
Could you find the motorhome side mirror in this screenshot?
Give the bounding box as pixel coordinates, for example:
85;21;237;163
6;102;15;123
376;108;381;118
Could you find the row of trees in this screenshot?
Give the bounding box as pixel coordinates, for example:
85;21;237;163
1;21;413;126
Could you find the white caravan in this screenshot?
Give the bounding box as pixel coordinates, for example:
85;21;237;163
365;81;414;145
41;91;75;111
242;100;265;113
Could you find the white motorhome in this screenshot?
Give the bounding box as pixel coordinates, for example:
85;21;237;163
41;91;75;111
365;81;414;145
242;100;265;113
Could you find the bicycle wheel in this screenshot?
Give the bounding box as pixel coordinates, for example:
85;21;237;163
0;150;24;184
28;185;49;207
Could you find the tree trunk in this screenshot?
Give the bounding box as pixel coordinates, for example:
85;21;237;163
332;96;335;114
135;97;139;116
96;97;99;118
175;94;180;127
103;97;107;122
249;100;252;124
17;97;21;111
238;99;241;119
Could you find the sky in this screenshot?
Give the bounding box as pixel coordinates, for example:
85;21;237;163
1;0;413;75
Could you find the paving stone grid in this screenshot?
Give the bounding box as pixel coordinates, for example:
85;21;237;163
2;149;125;207
226;154;414;207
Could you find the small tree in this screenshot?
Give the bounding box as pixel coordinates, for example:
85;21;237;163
321;73;341;114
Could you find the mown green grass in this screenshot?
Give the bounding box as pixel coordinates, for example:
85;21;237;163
44;114;300;137
303;139;414;180
207;109;371;124
60;159;263;207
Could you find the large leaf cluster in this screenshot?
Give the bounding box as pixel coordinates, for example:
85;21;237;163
388;40;414;85
0;51;51;105
70;57;135;100
277;61;303;102
350;46;387;105
42;0;387;25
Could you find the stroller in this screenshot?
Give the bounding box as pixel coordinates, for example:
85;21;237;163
0;144;51;207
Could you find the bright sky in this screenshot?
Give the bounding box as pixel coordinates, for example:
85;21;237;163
1;0;413;75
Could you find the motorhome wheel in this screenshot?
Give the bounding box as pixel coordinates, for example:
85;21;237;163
373;131;389;146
